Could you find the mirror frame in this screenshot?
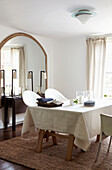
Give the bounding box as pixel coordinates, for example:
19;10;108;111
0;32;48;102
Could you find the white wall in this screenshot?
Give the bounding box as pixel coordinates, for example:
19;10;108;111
0;25;87;128
52;36;87;99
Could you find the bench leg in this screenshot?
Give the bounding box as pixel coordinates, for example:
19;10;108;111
36;129;45;152
51;131;57;145
65;134;75;161
46;130;49;142
96;134;100;142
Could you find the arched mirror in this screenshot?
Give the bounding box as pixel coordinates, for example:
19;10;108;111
0;32;47;102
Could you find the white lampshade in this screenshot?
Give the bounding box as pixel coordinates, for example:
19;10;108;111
0;70;5;79
0;71;3;79
27;71;33;91
42;72;47;79
27;72;32;79
13;71;17;79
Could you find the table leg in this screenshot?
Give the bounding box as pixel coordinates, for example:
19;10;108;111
4;100;8;129
36;129;45;152
51;131;57;145
65;134;75;161
46;130;49;142
12;100;15;131
96;134;100;142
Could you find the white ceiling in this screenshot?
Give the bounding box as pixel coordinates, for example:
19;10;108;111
0;0;112;38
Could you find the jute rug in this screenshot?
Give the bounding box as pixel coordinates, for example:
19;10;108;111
0;132;112;170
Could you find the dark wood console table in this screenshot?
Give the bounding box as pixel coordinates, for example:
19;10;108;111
37;92;45;98
2;95;27;131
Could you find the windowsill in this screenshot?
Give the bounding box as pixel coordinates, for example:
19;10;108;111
104;97;112;100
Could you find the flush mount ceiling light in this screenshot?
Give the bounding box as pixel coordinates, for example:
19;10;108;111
72;8;96;24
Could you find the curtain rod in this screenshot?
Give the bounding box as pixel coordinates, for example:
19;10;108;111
86;33;112;39
2;44;24;49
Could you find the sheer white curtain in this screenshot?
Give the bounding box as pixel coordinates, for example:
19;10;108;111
0;46;25;106
11;47;26;92
86;38;106;99
19;47;26;89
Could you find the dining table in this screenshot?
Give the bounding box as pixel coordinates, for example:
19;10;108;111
22;99;112;161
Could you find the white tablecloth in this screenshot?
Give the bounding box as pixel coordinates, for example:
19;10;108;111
22;99;112;151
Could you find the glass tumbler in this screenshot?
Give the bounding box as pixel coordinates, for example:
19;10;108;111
76;91;85;104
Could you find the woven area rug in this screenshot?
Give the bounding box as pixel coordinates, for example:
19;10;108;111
0;132;112;170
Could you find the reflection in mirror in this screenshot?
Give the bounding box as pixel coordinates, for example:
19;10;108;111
1;35;47;96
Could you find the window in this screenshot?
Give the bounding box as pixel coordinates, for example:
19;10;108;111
1;47;19;95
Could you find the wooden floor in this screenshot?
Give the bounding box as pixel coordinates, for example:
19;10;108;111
0;124;32;170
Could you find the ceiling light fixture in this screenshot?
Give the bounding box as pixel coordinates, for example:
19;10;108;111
72;8;96;24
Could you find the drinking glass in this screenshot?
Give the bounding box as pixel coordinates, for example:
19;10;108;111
76;91;85;104
85;90;93;101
